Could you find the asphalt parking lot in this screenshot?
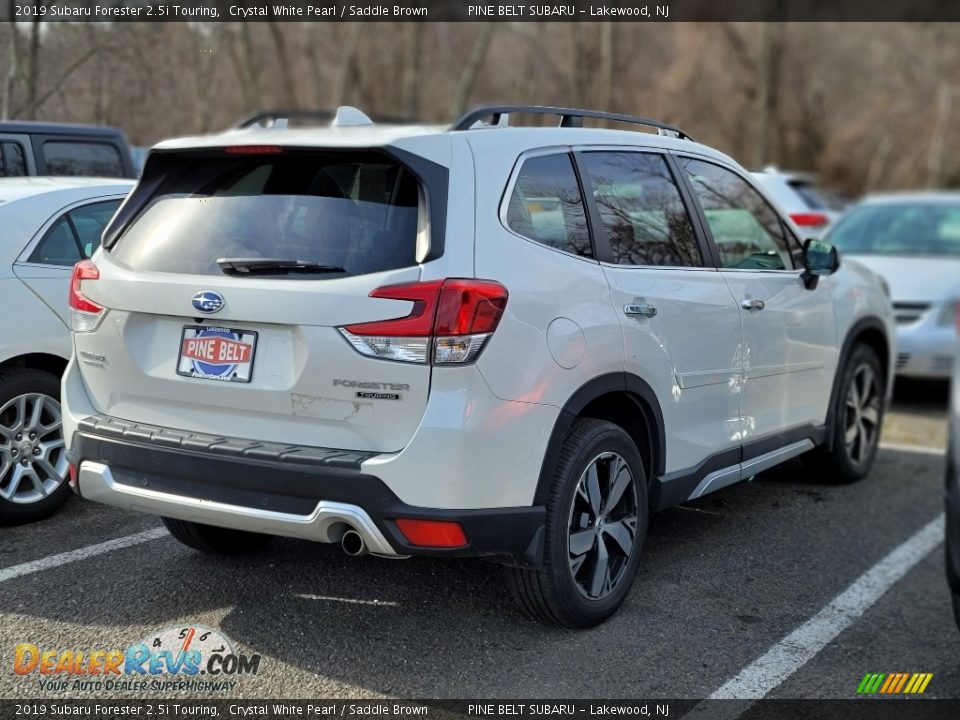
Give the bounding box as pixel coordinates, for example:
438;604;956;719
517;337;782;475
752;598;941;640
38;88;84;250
1;382;955;702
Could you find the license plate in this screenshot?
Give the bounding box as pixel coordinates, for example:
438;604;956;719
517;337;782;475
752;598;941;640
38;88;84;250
177;326;257;383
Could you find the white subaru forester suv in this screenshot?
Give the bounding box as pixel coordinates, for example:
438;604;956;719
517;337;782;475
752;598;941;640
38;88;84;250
63;106;894;627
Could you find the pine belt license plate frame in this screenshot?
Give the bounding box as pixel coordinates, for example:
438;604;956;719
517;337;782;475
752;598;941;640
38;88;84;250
177;325;258;383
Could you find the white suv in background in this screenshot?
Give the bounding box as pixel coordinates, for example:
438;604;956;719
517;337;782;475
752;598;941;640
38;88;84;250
751;167;847;239
63;106;893;627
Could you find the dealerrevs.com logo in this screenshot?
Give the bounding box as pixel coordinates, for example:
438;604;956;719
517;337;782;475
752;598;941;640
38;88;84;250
14;626;261;693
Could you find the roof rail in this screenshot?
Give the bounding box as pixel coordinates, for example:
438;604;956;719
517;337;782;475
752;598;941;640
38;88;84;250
451;104;694;141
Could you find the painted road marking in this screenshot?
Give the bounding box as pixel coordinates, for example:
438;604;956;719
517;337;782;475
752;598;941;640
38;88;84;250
879;442;945;456
0;527;168;584
685;513;944;717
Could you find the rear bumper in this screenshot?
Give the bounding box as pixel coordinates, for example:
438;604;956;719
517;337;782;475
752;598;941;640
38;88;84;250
895;325;954;379
68;415;545;565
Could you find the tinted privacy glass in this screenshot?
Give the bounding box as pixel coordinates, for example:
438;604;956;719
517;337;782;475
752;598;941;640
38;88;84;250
28;200;121;266
506;154;592;258
0;142;26;176
681;159;794;270
581;152;700;267
111;151;421;277
42;141;124;177
828;203;960;257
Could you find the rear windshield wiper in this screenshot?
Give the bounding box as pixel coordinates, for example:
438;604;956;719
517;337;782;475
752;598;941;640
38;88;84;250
217;258;347;276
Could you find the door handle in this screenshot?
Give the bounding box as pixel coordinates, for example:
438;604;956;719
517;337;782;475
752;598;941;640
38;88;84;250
624;303;657;318
740;298;766;312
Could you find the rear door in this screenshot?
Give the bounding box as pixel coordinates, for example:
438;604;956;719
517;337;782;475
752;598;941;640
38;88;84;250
14;198;123;324
676;157;838;444
575;148;745;491
74;146;447;453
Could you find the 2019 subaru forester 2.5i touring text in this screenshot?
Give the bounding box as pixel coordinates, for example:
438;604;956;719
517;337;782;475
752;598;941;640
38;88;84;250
62;106;894;627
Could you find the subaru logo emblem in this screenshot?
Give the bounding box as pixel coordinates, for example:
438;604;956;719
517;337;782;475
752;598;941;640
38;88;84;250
192;290;224;314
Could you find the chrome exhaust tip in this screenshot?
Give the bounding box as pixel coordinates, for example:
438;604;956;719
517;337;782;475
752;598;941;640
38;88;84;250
341;529;367;557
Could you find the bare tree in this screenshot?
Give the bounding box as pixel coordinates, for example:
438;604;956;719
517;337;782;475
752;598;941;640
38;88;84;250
331;23;363;108
450;24;497;118
2;11;19;119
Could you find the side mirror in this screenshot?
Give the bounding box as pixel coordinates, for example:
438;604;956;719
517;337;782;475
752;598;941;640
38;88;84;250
801;238;839;289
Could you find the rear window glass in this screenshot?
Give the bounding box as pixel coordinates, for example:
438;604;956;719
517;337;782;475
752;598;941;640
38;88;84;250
42;141;124;177
111;151;422;277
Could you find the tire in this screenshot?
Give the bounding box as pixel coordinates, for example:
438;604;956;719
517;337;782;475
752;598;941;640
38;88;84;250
506;418;649;628
816;344;885;484
0;368;72;525
161;517;272;555
953;592;960;632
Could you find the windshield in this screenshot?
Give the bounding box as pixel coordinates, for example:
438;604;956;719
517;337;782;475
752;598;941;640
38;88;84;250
827;202;960;257
111;150;422;276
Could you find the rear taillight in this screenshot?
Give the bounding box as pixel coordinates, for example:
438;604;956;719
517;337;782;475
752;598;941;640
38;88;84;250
69;260;105;332
339;279;508;365
224;145;284;154
790;212;830;228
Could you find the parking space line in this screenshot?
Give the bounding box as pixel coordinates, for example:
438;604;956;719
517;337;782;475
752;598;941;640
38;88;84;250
879;442;945;456
0;527;168;584
699;513;944;707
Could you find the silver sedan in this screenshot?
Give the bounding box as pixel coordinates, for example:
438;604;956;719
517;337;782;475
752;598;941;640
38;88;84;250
826;192;960;380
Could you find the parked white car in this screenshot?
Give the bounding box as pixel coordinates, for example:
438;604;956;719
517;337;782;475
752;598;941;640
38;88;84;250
0;177;132;524
63;106;893;626
826;193;960;380
751;168;846;239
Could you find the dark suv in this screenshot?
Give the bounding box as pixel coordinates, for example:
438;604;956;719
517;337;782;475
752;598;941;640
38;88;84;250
0;121;136;178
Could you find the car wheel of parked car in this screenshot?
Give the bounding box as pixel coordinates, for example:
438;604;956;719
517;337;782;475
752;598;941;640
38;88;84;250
506;419;649;628
0;368;72;525
161;517;273;555
818;344;885;483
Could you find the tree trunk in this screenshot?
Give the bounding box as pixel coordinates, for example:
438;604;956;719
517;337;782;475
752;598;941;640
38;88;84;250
925;84;953;188
403;24;423;119
2;13;20;120
266;21;297;108
25;15;42;117
331;24;363;108
450;24;496;118
599;22;614;110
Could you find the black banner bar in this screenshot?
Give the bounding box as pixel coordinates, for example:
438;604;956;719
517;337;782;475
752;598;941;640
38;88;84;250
1;700;959;720
2;0;960;23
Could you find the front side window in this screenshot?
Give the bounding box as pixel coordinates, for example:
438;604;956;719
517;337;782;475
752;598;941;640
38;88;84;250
111;150;421;277
42;141;124;177
506;153;592;258
681;159;795;270
580;151;701;267
28;199;121;266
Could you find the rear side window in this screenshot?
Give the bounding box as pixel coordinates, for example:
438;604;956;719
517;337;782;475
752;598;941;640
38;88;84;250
680;159;796;270
579;152;701;267
42;141;124;177
0;142;26;176
28;200;121;266
506;153;592;259
111;151;422;277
